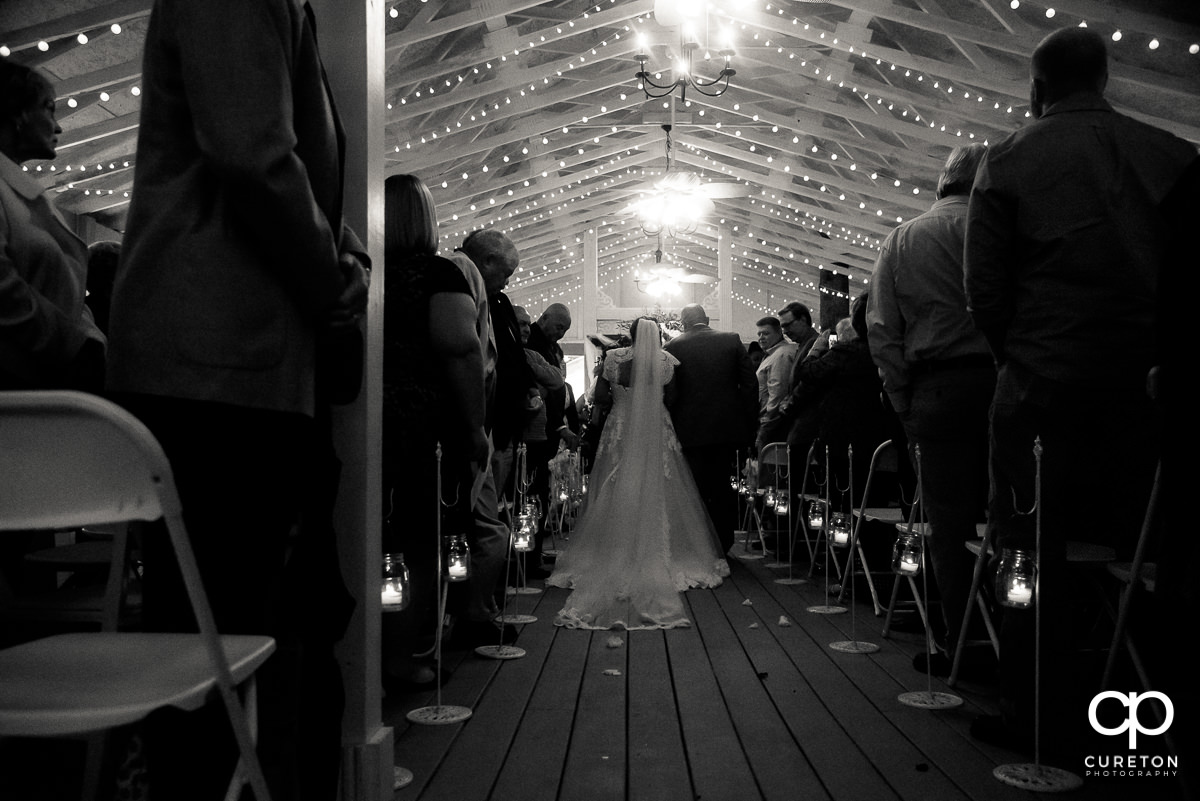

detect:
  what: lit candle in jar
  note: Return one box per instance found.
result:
[1007,583,1032,605]
[381,583,406,609]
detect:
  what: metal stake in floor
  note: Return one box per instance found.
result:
[992,438,1082,792]
[809,445,847,615]
[831,445,879,653]
[898,444,961,709]
[408,443,474,725]
[479,447,530,660]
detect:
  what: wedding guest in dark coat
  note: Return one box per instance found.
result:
[664,304,758,553]
[0,61,108,604]
[791,295,890,508]
[0,61,105,392]
[105,2,369,798]
[964,26,1198,754]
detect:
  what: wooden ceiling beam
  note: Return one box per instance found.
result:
[725,4,1030,97]
[0,0,150,51]
[55,110,140,151]
[387,40,639,125]
[438,131,662,207]
[670,146,896,239]
[682,127,932,214]
[387,69,637,162]
[385,0,548,51]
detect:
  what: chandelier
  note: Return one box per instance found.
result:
[631,124,706,238]
[635,0,735,101]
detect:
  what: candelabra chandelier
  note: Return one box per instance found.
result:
[634,8,735,102]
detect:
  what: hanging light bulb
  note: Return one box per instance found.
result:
[829,513,852,547]
[764,486,777,509]
[774,493,789,516]
[730,473,740,490]
[807,500,826,530]
[994,548,1035,608]
[381,553,411,611]
[891,532,922,575]
[446,534,471,581]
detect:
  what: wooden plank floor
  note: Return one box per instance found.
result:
[384,548,1175,801]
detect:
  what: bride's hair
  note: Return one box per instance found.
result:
[627,316,660,346]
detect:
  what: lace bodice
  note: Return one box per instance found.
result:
[602,347,679,386]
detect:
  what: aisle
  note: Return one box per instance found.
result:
[385,554,1142,801]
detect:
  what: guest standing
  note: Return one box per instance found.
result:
[791,297,889,507]
[753,315,798,453]
[1,61,107,600]
[445,229,528,648]
[0,61,105,392]
[105,2,369,798]
[868,143,994,675]
[380,174,487,687]
[964,26,1198,753]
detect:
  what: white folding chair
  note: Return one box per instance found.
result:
[789,442,819,564]
[0,391,275,801]
[1101,461,1161,691]
[837,440,907,615]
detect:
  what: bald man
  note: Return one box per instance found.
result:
[664,304,758,552]
[523,302,578,576]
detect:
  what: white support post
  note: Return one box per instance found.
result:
[312,2,393,800]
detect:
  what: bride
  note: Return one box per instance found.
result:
[548,317,730,629]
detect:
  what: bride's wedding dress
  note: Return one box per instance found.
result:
[548,319,729,629]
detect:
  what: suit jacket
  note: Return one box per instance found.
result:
[489,292,534,449]
[526,322,577,445]
[663,325,757,449]
[1,155,105,387]
[107,0,362,417]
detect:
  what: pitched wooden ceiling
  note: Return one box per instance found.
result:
[4,0,1199,319]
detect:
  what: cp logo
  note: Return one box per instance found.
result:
[1089,691,1174,749]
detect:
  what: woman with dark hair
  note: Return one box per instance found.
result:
[549,316,729,629]
[381,173,488,687]
[746,339,765,370]
[1,60,105,391]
